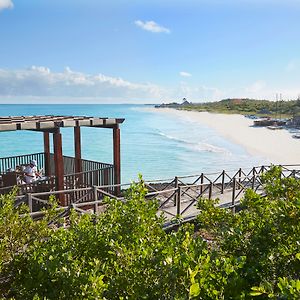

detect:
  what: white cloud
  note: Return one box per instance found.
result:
[0,0,13,11]
[135,20,170,34]
[0,66,166,102]
[2,66,299,104]
[180,71,192,77]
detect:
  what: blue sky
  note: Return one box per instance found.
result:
[0,0,300,103]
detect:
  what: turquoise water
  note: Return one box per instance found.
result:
[0,104,264,182]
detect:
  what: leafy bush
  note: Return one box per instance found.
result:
[0,189,53,297]
[197,166,300,299]
[1,168,299,299]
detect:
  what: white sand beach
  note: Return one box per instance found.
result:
[153,108,300,165]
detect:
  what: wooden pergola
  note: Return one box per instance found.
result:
[0,115,125,204]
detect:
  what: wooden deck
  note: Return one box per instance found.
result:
[0,115,124,204]
[12,164,300,226]
[0,152,114,197]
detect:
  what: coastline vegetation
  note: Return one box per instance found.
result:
[161,98,300,118]
[0,167,300,299]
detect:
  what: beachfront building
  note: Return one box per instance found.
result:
[0,115,124,205]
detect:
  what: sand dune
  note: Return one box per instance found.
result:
[154,108,300,165]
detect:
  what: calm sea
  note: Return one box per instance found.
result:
[0,104,264,182]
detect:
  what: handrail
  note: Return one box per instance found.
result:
[7,164,300,222]
[0,152,44,160]
[23,163,300,194]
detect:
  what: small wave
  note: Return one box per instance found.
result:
[157,131,230,154]
[195,142,230,154]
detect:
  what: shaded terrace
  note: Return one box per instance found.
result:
[0,115,124,205]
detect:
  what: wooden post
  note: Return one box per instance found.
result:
[93,185,98,201]
[174,176,178,206]
[104,168,109,186]
[252,173,256,190]
[221,170,225,194]
[200,173,204,194]
[74,126,82,174]
[53,129,65,205]
[238,168,242,190]
[232,178,236,213]
[177,186,181,216]
[252,167,256,190]
[113,125,121,195]
[28,193,33,212]
[43,132,51,176]
[93,186,98,214]
[208,182,212,199]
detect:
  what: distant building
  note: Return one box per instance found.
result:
[182,99,190,106]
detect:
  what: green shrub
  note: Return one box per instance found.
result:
[1,168,299,299]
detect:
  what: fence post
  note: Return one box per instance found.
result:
[200,173,204,194]
[93,186,98,201]
[232,178,236,213]
[174,176,178,207]
[28,193,33,213]
[208,182,212,200]
[176,186,181,216]
[252,173,256,190]
[221,170,225,194]
[238,168,242,190]
[93,186,98,214]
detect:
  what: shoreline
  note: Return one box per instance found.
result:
[152,108,300,165]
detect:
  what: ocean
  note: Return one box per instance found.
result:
[0,104,264,182]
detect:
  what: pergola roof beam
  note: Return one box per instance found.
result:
[0,115,125,132]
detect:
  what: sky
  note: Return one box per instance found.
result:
[1,0,300,103]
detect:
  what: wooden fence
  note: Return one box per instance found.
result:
[0,152,45,174]
[13,164,300,225]
[0,152,114,196]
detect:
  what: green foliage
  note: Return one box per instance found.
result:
[0,189,54,297]
[197,166,300,298]
[1,168,299,299]
[182,98,300,117]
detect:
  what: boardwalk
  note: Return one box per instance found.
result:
[14,164,300,225]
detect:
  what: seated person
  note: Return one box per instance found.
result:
[24,160,41,184]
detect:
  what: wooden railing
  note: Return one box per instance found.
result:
[48,153,113,176]
[63,166,114,196]
[0,152,45,174]
[0,152,114,195]
[0,176,56,196]
[0,152,113,175]
[14,164,300,225]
